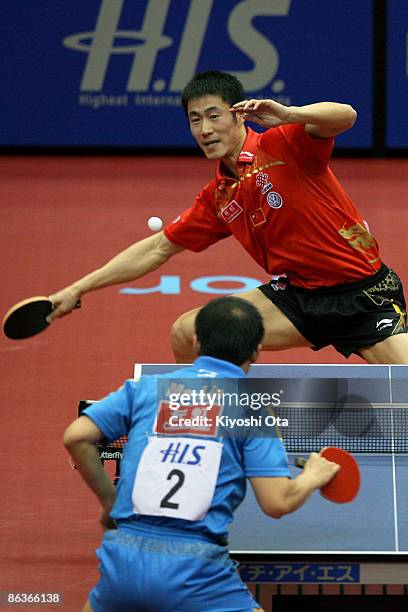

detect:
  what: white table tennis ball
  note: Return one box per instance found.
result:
[147,216,163,232]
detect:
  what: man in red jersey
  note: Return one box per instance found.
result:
[48,71,408,364]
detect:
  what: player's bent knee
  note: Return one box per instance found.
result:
[171,309,198,362]
[359,333,408,364]
[171,312,194,346]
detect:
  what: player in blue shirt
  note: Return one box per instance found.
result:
[64,297,339,612]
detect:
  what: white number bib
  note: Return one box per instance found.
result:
[132,436,223,521]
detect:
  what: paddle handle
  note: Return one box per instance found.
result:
[294,457,307,469]
[49,299,81,315]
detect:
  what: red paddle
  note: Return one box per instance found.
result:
[3,295,81,340]
[295,447,360,504]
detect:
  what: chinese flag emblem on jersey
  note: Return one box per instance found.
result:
[250,208,266,227]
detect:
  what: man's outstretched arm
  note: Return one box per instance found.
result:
[231,99,357,138]
[250,452,339,518]
[48,231,184,320]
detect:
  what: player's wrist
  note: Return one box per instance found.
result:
[286,106,304,124]
[295,470,322,493]
[99,487,116,508]
[69,281,85,296]
[100,497,115,509]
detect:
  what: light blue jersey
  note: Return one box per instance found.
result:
[83,356,290,543]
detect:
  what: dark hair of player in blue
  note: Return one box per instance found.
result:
[195,297,264,366]
[181,70,245,115]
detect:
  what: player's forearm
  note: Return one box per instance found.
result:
[276,472,321,516]
[72,233,176,295]
[287,102,357,128]
[65,440,116,508]
[48,232,183,320]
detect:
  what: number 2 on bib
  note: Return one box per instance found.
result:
[132,436,223,521]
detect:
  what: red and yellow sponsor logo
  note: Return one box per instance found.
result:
[338,222,380,264]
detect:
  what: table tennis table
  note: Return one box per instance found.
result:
[131,363,408,590]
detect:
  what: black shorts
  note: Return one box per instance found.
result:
[258,264,407,358]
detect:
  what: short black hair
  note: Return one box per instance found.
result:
[195,297,264,366]
[181,70,245,115]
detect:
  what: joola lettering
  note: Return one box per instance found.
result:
[119,275,264,296]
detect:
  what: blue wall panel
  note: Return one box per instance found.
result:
[1,0,373,148]
[387,1,408,148]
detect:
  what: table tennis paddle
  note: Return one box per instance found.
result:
[3,295,80,340]
[295,447,360,504]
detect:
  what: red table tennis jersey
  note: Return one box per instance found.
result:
[164,125,382,289]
